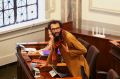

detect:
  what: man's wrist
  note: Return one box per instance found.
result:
[38,49,44,56]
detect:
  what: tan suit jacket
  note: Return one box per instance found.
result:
[47,30,89,78]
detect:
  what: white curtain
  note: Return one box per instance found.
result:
[61,0,82,29]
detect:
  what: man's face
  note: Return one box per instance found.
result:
[50,23,61,37]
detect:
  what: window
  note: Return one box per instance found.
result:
[0,0,45,28]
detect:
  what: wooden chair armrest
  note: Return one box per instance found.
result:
[96,70,107,79]
[97,70,107,75]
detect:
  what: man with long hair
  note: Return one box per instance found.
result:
[40,20,89,79]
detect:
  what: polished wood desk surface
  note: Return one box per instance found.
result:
[109,40,120,61]
[110,40,120,48]
[21,51,82,79]
[45,21,120,41]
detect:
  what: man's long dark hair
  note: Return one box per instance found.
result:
[48,20,63,46]
[48,20,62,30]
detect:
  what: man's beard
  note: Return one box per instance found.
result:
[52,31,63,43]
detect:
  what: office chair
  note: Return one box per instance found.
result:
[86,45,100,79]
[97,69,119,79]
[77,38,91,57]
[77,38,91,50]
[107,69,119,79]
[77,38,100,79]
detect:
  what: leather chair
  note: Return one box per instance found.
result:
[77,38,91,57]
[77,38,91,50]
[86,45,100,79]
[97,69,119,79]
[77,38,100,79]
[107,69,119,79]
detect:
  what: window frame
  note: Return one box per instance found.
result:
[0,0,39,27]
[0,0,47,34]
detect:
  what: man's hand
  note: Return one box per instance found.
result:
[61,43,69,52]
[38,49,44,56]
[38,62,48,68]
[27,51,40,56]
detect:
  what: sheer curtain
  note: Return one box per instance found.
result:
[61,0,82,29]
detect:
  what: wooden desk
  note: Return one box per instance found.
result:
[109,40,120,67]
[16,42,82,79]
[110,40,120,50]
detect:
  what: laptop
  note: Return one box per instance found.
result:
[49,65,72,78]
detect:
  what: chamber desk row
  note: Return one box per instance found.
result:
[16,42,82,79]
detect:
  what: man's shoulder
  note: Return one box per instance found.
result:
[64,30,72,35]
[63,30,75,39]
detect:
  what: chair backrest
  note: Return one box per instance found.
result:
[86,45,100,79]
[107,69,119,79]
[77,38,91,57]
[77,38,100,79]
[77,38,91,50]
